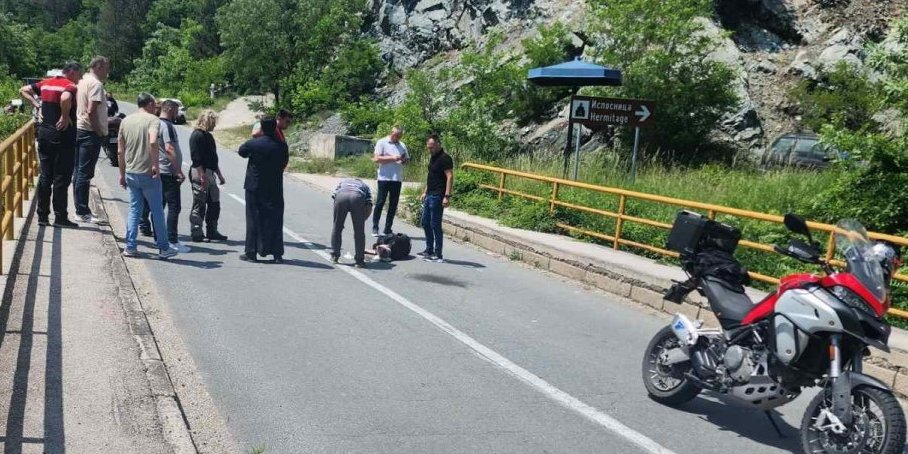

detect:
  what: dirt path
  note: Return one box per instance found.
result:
[215,94,273,130]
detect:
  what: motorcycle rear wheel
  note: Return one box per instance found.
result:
[104,144,118,167]
[801,385,906,454]
[642,325,701,406]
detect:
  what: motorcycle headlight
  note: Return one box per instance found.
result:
[831,285,878,318]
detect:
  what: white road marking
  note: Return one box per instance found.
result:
[225,191,676,454]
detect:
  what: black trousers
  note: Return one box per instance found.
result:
[139,174,182,243]
[36,139,76,219]
[372,180,402,233]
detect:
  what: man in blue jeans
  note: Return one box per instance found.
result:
[117,93,178,259]
[418,134,453,263]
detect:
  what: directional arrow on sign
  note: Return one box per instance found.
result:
[634,104,650,123]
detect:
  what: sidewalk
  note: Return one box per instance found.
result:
[291,172,908,398]
[0,191,192,453]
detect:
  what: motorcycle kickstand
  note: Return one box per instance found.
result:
[764,411,785,438]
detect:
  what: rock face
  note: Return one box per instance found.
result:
[368,0,538,70]
[816,28,865,69]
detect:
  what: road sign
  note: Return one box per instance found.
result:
[569,96,655,128]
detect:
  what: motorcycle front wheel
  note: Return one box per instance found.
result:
[641,325,700,406]
[801,385,906,454]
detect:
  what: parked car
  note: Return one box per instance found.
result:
[161,98,187,124]
[761,133,844,169]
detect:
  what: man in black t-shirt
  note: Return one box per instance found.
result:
[418,134,454,263]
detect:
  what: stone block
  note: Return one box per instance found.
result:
[583,271,631,297]
[630,286,666,312]
[548,259,587,282]
[470,234,507,255]
[308,133,372,160]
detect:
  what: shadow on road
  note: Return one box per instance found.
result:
[270,259,332,269]
[675,396,800,451]
[0,221,66,453]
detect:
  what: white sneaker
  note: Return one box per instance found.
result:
[158,247,179,260]
[78,214,107,224]
[122,248,139,257]
[170,242,191,253]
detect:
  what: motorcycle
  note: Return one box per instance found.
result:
[642,211,906,453]
[104,112,125,167]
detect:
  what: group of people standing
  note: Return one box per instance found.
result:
[117,98,291,261]
[19,58,111,228]
[331,126,454,267]
[20,58,451,265]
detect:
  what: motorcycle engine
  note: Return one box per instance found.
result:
[723,345,755,383]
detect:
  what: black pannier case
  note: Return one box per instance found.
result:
[666,210,740,255]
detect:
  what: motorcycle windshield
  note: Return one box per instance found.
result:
[835,219,886,302]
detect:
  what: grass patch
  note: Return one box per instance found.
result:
[451,155,908,326]
[287,154,384,179]
[186,96,233,121]
[212,125,252,151]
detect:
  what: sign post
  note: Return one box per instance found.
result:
[568,96,655,181]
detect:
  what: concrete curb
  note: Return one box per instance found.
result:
[289,172,908,401]
[90,188,198,454]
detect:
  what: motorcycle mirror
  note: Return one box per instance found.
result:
[784,213,811,237]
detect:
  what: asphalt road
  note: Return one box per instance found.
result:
[93,105,814,453]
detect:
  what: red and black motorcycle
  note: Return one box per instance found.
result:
[642,211,906,453]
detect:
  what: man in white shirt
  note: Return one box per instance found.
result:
[74,56,110,224]
[371,125,409,236]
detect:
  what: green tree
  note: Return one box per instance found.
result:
[96,0,152,78]
[513,22,576,123]
[217,0,302,104]
[868,16,908,114]
[586,0,738,160]
[128,20,225,105]
[0,13,36,76]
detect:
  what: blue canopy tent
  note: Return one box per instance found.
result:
[527,58,623,178]
[527,58,622,87]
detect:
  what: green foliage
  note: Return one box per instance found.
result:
[867,16,908,114]
[128,20,225,106]
[0,77,29,139]
[586,0,739,159]
[791,63,883,131]
[287,39,383,115]
[513,22,575,123]
[0,13,36,77]
[813,128,908,233]
[97,0,153,78]
[341,100,391,137]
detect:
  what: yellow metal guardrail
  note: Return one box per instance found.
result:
[462,162,908,320]
[0,120,38,272]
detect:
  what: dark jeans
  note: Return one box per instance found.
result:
[139,174,182,243]
[36,139,76,219]
[421,194,444,257]
[74,129,102,216]
[372,180,402,233]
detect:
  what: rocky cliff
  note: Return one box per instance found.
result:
[359,0,904,157]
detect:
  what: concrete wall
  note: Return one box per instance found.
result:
[309,133,373,160]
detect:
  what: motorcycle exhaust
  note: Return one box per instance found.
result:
[671,314,700,346]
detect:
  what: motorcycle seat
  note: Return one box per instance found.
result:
[701,276,754,327]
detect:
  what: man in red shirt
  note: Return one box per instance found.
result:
[20,61,83,227]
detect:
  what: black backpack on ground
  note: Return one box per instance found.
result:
[375,233,411,260]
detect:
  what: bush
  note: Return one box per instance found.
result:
[791,63,883,131]
[586,0,739,160]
